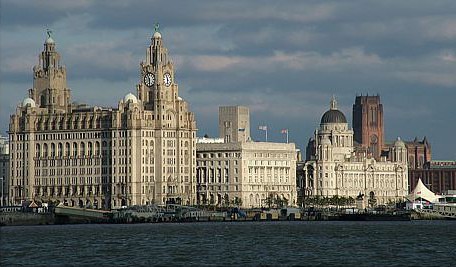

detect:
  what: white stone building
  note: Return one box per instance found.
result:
[8,28,196,209]
[196,106,297,208]
[304,97,408,205]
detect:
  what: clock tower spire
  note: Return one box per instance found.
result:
[134,25,197,206]
[137,24,177,110]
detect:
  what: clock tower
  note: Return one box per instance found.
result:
[137,24,177,110]
[135,25,197,205]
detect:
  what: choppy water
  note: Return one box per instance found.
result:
[1,221,455,266]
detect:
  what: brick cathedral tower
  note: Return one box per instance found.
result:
[353,95,384,159]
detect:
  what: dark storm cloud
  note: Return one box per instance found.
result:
[1,0,456,158]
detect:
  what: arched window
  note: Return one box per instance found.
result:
[80,142,86,156]
[43,143,48,157]
[36,144,41,158]
[65,142,70,157]
[51,143,56,157]
[95,141,100,156]
[40,95,46,106]
[58,143,63,157]
[73,142,78,157]
[88,142,93,156]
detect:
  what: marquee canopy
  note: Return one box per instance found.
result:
[407,178,440,203]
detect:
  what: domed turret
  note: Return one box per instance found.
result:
[394,137,406,148]
[124,93,138,103]
[153,31,162,39]
[320,96,347,124]
[45,36,54,44]
[22,97,36,108]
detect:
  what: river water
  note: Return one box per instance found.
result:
[1,221,455,266]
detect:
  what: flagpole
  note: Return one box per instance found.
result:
[259,125,268,142]
[286,130,289,144]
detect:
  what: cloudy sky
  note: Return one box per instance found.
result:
[1,0,455,159]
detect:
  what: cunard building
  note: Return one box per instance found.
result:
[8,28,197,209]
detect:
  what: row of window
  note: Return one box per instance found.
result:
[34,176,108,186]
[197,160,238,166]
[198,152,241,158]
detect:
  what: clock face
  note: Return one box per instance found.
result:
[370,134,378,144]
[163,73,172,87]
[144,72,155,87]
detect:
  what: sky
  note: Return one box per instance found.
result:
[1,0,455,159]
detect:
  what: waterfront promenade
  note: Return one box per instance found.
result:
[3,203,450,227]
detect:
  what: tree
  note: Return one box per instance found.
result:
[263,194,274,209]
[223,194,230,208]
[282,196,289,208]
[236,197,242,207]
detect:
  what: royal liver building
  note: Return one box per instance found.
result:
[8,29,197,209]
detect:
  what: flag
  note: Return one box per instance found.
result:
[238,128,245,132]
[259,125,267,131]
[281,129,288,134]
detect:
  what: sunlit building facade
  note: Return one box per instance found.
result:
[304,97,408,205]
[196,106,297,208]
[8,29,196,209]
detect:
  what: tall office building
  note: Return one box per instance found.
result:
[219,106,250,143]
[353,95,384,159]
[8,28,197,209]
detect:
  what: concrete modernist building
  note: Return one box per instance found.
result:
[219,106,250,143]
[8,28,197,209]
[304,97,408,205]
[196,106,297,208]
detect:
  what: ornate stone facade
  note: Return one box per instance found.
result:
[196,106,297,208]
[304,97,408,205]
[197,141,297,208]
[8,29,196,209]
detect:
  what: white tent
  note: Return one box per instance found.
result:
[407,178,440,203]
